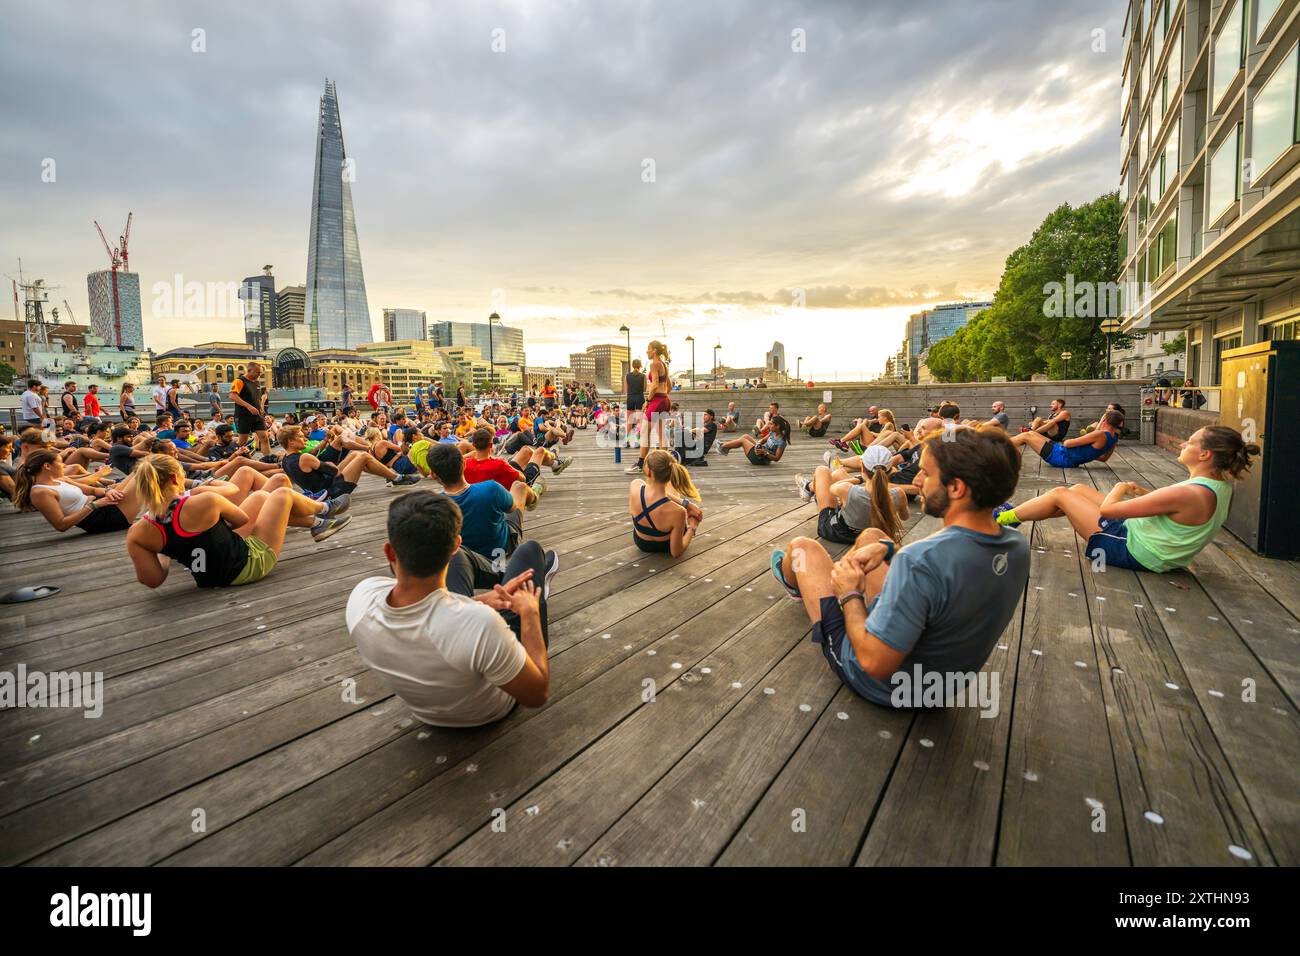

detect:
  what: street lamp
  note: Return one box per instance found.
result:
[1099,319,1121,379]
[618,324,631,389]
[685,335,695,389]
[713,342,721,385]
[1061,350,1073,380]
[487,311,500,392]
[797,355,802,381]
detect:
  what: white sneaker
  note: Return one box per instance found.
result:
[794,473,812,502]
[624,463,643,474]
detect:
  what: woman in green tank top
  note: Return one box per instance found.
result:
[993,426,1260,573]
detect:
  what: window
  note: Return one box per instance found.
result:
[1208,123,1243,223]
[1163,30,1183,116]
[1271,317,1299,340]
[1212,333,1242,384]
[1154,1,1167,55]
[1258,0,1284,39]
[1212,0,1247,109]
[1251,42,1299,179]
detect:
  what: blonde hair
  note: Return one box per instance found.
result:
[648,340,670,364]
[134,453,186,517]
[280,424,305,449]
[645,449,699,501]
[878,408,896,428]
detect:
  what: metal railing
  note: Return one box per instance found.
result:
[1140,384,1220,413]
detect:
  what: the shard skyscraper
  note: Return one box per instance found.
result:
[304,79,372,349]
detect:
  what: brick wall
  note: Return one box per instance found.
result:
[1154,406,1217,453]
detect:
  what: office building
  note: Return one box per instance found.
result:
[277,285,305,329]
[1119,0,1300,385]
[428,318,526,369]
[304,79,372,350]
[86,269,144,350]
[383,308,428,342]
[241,267,276,352]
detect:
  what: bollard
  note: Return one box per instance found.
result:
[614,445,622,464]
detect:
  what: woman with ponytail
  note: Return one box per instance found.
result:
[125,453,352,589]
[628,448,704,557]
[626,340,674,475]
[801,456,909,546]
[996,425,1259,572]
[14,449,143,534]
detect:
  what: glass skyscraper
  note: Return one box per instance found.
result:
[305,79,372,350]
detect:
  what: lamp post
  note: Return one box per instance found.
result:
[487,311,500,391]
[618,324,631,390]
[686,335,695,389]
[1061,350,1073,380]
[797,355,802,381]
[713,342,721,385]
[1099,320,1121,379]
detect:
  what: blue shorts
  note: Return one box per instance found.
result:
[393,455,418,475]
[810,595,883,701]
[1086,518,1151,572]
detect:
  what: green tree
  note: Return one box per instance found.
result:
[0,362,15,387]
[929,192,1133,382]
[1162,332,1186,356]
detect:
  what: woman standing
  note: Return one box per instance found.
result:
[628,449,704,558]
[626,341,672,475]
[118,382,137,422]
[126,454,349,590]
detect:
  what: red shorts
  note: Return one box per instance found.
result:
[645,393,671,416]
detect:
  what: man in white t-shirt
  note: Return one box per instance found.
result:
[151,374,170,423]
[346,490,552,727]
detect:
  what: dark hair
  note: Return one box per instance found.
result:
[922,426,1020,509]
[1102,410,1125,429]
[937,402,960,420]
[427,442,465,485]
[704,408,715,418]
[470,427,494,451]
[111,425,134,443]
[1200,425,1260,479]
[1054,397,1067,406]
[769,415,791,442]
[1110,402,1126,414]
[387,491,462,577]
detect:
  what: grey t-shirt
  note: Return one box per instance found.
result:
[839,484,907,533]
[841,524,1030,706]
[21,389,43,421]
[991,411,1009,428]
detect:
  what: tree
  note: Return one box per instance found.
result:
[1162,332,1186,356]
[929,192,1133,382]
[0,362,15,387]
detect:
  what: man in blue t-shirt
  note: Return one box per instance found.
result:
[771,426,1030,708]
[426,443,530,559]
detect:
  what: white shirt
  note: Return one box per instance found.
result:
[152,384,169,410]
[346,577,527,728]
[21,389,43,420]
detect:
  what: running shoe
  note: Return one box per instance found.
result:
[562,428,575,445]
[387,473,421,487]
[770,549,801,600]
[311,513,352,542]
[259,454,280,464]
[303,488,330,502]
[992,502,1021,528]
[528,476,546,509]
[551,456,574,475]
[624,463,644,474]
[542,549,560,600]
[794,473,812,502]
[323,493,351,518]
[715,444,730,456]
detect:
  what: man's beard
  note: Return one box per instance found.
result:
[923,484,949,518]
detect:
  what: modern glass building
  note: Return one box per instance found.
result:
[383,308,428,341]
[428,319,526,368]
[276,285,305,329]
[241,268,276,352]
[1119,0,1300,384]
[86,269,143,350]
[304,80,372,350]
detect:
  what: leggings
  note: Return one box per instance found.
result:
[446,540,550,646]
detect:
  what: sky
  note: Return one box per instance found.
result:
[0,0,1124,380]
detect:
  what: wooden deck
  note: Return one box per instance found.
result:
[1,431,1297,867]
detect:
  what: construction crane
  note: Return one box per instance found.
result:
[3,261,58,351]
[93,213,132,347]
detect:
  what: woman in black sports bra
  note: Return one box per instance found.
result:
[627,449,704,557]
[125,454,351,589]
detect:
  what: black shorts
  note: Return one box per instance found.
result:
[746,448,771,466]
[78,504,130,535]
[330,477,358,499]
[235,413,263,435]
[808,422,828,438]
[633,532,672,553]
[523,462,541,485]
[317,444,344,465]
[627,398,645,412]
[816,506,857,545]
